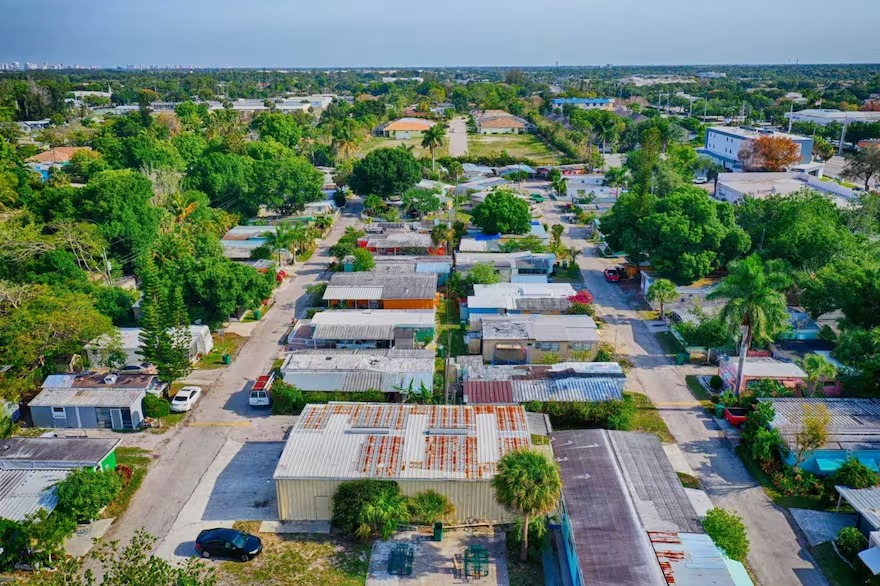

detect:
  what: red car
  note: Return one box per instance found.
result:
[604,266,622,282]
[724,407,749,426]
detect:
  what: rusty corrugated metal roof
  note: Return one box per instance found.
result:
[463,381,514,404]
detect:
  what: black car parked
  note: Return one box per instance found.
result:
[195,528,262,561]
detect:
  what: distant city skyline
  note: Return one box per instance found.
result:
[1,0,879,68]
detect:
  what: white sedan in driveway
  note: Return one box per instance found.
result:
[170,386,202,412]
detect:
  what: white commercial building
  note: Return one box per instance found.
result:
[715,172,856,208]
[700,127,813,172]
[785,109,880,126]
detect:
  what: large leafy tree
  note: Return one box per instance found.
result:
[183,151,253,212]
[472,189,531,235]
[348,147,421,196]
[402,187,441,219]
[735,190,856,269]
[801,257,880,330]
[707,255,791,395]
[76,169,162,264]
[0,285,114,399]
[492,450,562,562]
[637,186,750,283]
[843,147,880,191]
[250,112,303,148]
[739,135,801,171]
[251,155,324,216]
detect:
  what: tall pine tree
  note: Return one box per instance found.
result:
[159,285,193,384]
[137,264,165,369]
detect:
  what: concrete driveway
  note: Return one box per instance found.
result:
[155,439,284,560]
[447,116,468,157]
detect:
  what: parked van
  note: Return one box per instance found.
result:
[248,373,275,407]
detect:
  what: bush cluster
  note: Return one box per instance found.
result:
[522,397,636,431]
[143,394,171,418]
[833,458,880,489]
[270,382,388,415]
[837,527,867,561]
[703,508,750,562]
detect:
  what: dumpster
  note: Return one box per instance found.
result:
[433,522,443,542]
[222,354,232,365]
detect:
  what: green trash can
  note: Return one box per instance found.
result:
[715,404,726,418]
[253,310,262,320]
[675,352,689,365]
[222,353,232,365]
[438,346,447,358]
[433,522,443,542]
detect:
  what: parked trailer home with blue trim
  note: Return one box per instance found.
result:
[29,388,145,430]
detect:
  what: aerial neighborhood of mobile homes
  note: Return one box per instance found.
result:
[4,57,880,586]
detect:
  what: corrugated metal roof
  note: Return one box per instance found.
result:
[836,486,880,531]
[323,286,384,301]
[463,381,515,404]
[511,378,623,403]
[481,314,598,342]
[649,532,740,586]
[0,469,68,521]
[273,403,531,481]
[0,438,120,470]
[766,398,880,447]
[29,388,145,408]
[310,310,435,341]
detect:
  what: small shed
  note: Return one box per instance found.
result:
[0,437,121,471]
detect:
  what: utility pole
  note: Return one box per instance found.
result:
[787,102,794,133]
[838,116,849,156]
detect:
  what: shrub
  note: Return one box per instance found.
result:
[409,490,455,525]
[0,519,27,571]
[834,458,880,489]
[836,526,866,561]
[703,508,750,562]
[595,342,615,362]
[271,382,305,415]
[333,190,347,208]
[116,465,133,486]
[142,394,170,418]
[567,301,595,316]
[332,479,407,540]
[55,468,123,523]
[769,466,824,497]
[748,427,784,465]
[523,397,636,431]
[709,375,723,391]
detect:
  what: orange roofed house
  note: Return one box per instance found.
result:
[322,272,439,310]
[375,117,436,139]
[272,402,534,521]
[26,146,92,181]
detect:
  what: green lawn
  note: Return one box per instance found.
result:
[626,392,675,443]
[467,133,563,165]
[220,521,369,586]
[810,542,876,586]
[685,375,715,412]
[436,297,467,357]
[677,471,701,489]
[104,447,152,519]
[655,331,686,356]
[195,333,247,369]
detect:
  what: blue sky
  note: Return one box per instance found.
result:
[1,0,878,67]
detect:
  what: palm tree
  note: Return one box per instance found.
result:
[566,246,581,267]
[707,254,791,396]
[647,278,678,320]
[332,119,360,160]
[313,214,333,235]
[551,176,568,199]
[262,223,294,266]
[799,353,837,397]
[421,123,446,172]
[492,450,562,562]
[288,223,311,265]
[356,489,410,541]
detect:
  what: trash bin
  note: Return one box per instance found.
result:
[222,354,232,365]
[433,522,443,542]
[675,352,689,365]
[438,346,447,358]
[253,310,262,320]
[715,404,725,418]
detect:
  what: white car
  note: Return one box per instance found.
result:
[170,386,202,412]
[692,176,709,184]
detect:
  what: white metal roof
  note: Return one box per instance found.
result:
[836,486,880,531]
[29,388,145,408]
[468,283,575,310]
[282,349,435,374]
[0,469,69,521]
[481,314,599,342]
[511,378,623,403]
[273,403,531,481]
[737,357,807,379]
[311,310,435,328]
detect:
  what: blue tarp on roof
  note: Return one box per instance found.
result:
[474,233,502,241]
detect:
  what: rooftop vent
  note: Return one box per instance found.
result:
[103,374,118,385]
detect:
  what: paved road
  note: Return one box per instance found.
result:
[447,116,468,157]
[97,202,363,564]
[536,199,825,585]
